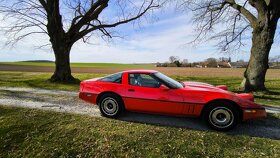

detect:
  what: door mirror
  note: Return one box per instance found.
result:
[159,84,169,91]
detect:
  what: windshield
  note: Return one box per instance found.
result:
[153,72,183,89]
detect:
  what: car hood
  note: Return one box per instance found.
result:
[183,81,228,90]
[183,81,255,102]
[183,81,214,88]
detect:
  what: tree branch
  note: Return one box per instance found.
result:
[97,2,158,29]
[248,0,267,17]
[225,0,257,28]
[67,0,109,34]
[71,0,159,42]
[38,0,47,11]
[0,0,160,48]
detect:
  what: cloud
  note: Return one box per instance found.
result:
[1,8,277,63]
[70,14,197,63]
[70,13,253,63]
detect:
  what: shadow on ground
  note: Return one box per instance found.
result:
[119,112,280,140]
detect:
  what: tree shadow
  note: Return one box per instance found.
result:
[255,95,280,101]
[254,90,280,96]
[264,90,280,95]
[119,112,280,140]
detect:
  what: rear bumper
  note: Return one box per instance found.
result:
[242,108,267,121]
[79,92,98,104]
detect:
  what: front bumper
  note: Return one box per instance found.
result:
[242,108,267,121]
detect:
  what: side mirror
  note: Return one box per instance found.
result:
[159,84,169,91]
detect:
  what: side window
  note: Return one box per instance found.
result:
[129,73,161,88]
[100,72,122,84]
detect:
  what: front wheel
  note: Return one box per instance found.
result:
[98,93,124,118]
[203,101,239,131]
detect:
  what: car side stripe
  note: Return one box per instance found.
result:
[122,96,204,105]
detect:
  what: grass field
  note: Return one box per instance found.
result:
[0,62,154,68]
[0,105,279,157]
[0,71,280,107]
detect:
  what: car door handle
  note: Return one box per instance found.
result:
[128,89,135,92]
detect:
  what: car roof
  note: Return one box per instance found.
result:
[122,70,158,74]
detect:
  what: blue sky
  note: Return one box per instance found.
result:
[0,1,279,63]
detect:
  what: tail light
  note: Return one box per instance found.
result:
[216,85,228,90]
[236,93,254,102]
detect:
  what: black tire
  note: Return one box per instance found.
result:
[203,101,239,131]
[98,93,124,118]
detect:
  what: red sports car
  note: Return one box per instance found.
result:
[79,70,266,131]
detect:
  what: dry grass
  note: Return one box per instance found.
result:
[155,67,279,79]
[0,64,279,79]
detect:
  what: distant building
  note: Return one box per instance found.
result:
[195,65,203,68]
[217,62,231,68]
[230,61,248,68]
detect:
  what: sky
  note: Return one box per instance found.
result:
[0,1,279,63]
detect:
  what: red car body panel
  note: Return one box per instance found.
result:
[79,70,267,121]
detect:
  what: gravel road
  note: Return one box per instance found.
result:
[0,86,279,140]
[0,87,100,117]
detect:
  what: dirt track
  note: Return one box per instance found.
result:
[1,64,280,78]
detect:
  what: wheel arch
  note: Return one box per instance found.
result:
[200,99,243,121]
[96,91,124,106]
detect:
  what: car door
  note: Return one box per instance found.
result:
[123,73,184,115]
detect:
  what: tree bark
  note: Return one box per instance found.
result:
[242,20,277,91]
[49,43,78,83]
[45,1,79,83]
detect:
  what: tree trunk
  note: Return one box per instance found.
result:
[49,43,79,83]
[242,22,277,91]
[44,1,79,83]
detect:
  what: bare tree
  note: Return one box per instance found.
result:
[169,56,180,63]
[169,55,182,67]
[0,0,160,82]
[205,57,217,67]
[178,0,280,91]
[182,58,188,64]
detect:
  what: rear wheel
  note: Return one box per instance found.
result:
[203,101,239,131]
[98,93,124,118]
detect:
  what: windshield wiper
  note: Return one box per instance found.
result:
[179,81,185,88]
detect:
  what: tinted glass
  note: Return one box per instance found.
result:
[129,73,161,88]
[100,72,122,83]
[153,72,183,89]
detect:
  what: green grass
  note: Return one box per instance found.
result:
[0,62,154,68]
[0,71,103,91]
[0,105,279,157]
[0,71,280,107]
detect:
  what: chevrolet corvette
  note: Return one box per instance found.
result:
[79,70,266,131]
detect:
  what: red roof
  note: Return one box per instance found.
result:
[122,70,158,73]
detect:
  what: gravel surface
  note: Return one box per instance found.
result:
[0,87,77,96]
[0,86,280,140]
[0,87,100,117]
[0,98,100,117]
